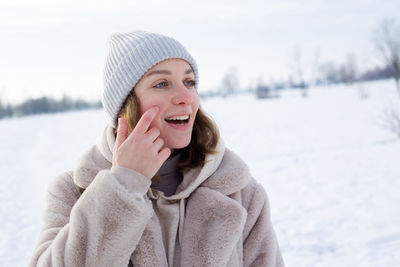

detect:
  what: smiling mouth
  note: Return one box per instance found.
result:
[164,115,190,125]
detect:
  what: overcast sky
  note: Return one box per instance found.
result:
[0,0,399,103]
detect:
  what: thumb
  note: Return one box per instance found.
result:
[115,117,128,149]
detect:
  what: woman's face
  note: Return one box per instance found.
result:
[134,58,200,149]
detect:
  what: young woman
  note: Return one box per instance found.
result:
[29,31,284,267]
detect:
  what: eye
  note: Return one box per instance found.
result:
[153,81,168,89]
[184,79,196,88]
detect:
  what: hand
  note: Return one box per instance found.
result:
[112,106,171,179]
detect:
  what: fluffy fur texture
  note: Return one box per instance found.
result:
[29,125,284,266]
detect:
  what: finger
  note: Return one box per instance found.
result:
[133,106,159,135]
[115,117,128,149]
[153,138,164,151]
[157,147,171,164]
[146,128,160,142]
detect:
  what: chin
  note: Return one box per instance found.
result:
[167,138,192,150]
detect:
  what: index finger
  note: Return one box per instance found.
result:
[133,106,159,135]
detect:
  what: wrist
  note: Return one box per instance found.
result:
[111,166,152,194]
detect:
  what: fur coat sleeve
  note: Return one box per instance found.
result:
[29,167,153,267]
[241,179,284,266]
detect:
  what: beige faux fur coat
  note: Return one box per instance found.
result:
[29,126,284,267]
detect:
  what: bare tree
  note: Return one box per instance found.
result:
[319,61,340,85]
[379,102,400,138]
[342,53,358,85]
[0,87,13,119]
[357,54,370,99]
[0,88,5,118]
[311,47,321,87]
[289,45,308,97]
[373,18,400,97]
[220,67,239,97]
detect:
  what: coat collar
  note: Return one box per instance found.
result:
[73,125,250,197]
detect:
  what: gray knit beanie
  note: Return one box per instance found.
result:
[101,31,199,128]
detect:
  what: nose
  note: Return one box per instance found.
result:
[172,82,193,105]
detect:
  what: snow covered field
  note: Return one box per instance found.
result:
[1,80,399,266]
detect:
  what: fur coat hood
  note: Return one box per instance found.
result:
[30,125,284,266]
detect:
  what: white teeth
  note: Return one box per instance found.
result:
[166,115,189,120]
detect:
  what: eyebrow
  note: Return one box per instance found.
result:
[145,68,193,77]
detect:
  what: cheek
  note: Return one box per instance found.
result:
[139,94,165,113]
[139,98,166,127]
[192,93,200,113]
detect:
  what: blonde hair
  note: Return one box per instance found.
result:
[115,89,220,174]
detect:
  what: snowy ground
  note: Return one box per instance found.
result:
[1,80,400,266]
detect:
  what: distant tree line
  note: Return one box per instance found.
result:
[359,65,393,81]
[317,61,393,86]
[0,95,102,120]
[249,18,400,99]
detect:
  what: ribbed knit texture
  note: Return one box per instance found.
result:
[101,31,199,127]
